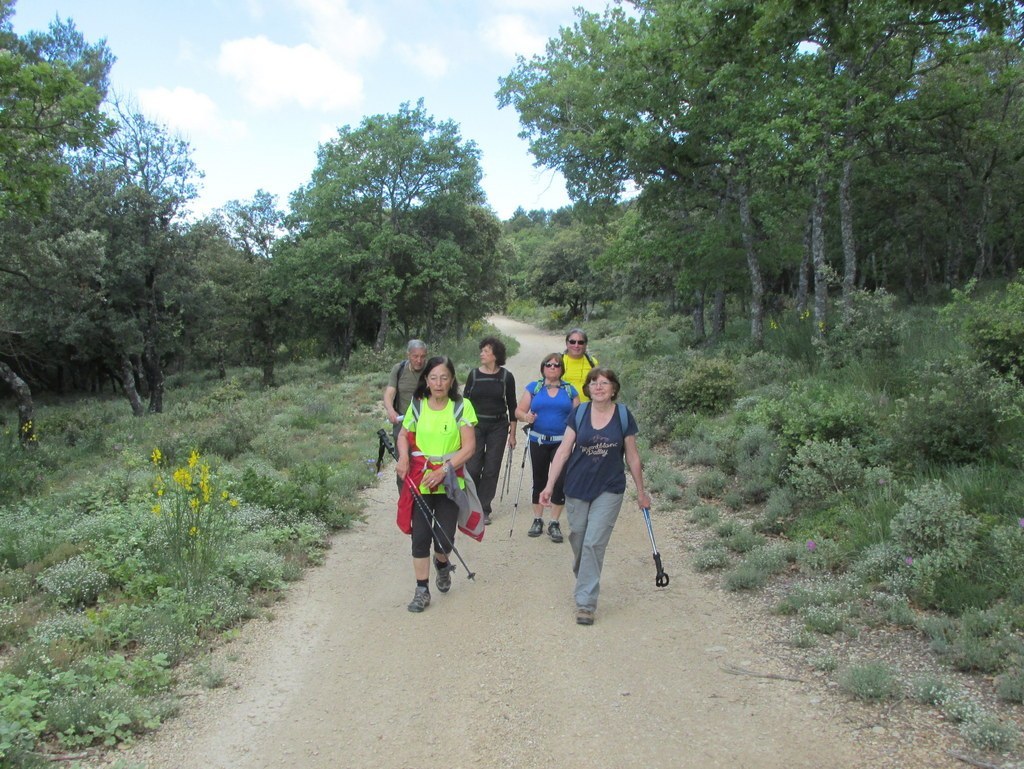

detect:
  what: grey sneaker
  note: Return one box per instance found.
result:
[435,561,454,593]
[528,518,544,537]
[483,512,493,526]
[548,520,564,543]
[407,586,431,612]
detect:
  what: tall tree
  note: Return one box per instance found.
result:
[285,100,494,360]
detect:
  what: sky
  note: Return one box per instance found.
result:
[11,0,614,221]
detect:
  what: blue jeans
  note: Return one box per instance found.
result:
[565,492,624,612]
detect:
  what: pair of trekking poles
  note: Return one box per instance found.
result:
[499,424,670,588]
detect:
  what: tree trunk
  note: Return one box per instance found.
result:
[972,183,992,279]
[812,173,829,338]
[0,361,36,447]
[374,305,390,352]
[736,182,765,349]
[797,209,812,315]
[712,286,726,339]
[839,156,857,321]
[120,355,146,417]
[143,341,164,414]
[691,288,706,342]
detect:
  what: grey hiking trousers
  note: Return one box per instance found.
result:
[565,491,624,612]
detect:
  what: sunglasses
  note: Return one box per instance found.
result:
[567,339,586,345]
[543,362,562,368]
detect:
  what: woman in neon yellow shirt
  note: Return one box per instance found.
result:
[396,356,477,613]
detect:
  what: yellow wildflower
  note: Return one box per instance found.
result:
[188,450,200,468]
[189,526,198,537]
[151,448,163,465]
[189,497,199,511]
[229,499,239,508]
[152,504,161,515]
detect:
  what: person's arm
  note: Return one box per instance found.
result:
[624,434,651,509]
[396,426,410,479]
[514,390,535,425]
[505,371,518,448]
[538,426,576,506]
[383,384,400,424]
[424,424,476,490]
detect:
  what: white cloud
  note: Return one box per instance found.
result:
[218,36,363,111]
[481,14,549,59]
[290,0,385,61]
[396,42,448,79]
[138,86,247,139]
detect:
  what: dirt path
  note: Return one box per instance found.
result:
[103,317,915,769]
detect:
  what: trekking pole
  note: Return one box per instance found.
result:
[508,424,531,539]
[641,507,670,587]
[377,429,476,580]
[499,446,513,501]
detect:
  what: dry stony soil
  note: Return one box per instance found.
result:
[89,317,1022,769]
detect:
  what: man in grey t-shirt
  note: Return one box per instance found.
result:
[383,339,428,444]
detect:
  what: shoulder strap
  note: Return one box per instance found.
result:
[464,368,476,398]
[585,353,595,367]
[392,359,409,409]
[574,401,589,432]
[412,397,464,425]
[617,404,628,435]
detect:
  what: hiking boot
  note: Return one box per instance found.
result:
[407,586,431,613]
[435,561,454,593]
[575,607,594,625]
[528,518,544,537]
[548,521,564,543]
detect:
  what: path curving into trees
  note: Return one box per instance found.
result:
[95,317,930,769]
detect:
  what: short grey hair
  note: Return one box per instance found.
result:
[407,339,427,352]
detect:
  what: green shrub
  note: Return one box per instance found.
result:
[687,504,720,527]
[221,550,286,591]
[946,277,1024,381]
[888,358,1005,466]
[787,439,864,502]
[693,469,729,499]
[692,546,730,572]
[723,527,765,554]
[838,661,900,701]
[755,487,795,534]
[816,289,904,369]
[723,562,768,591]
[749,381,879,457]
[959,712,1018,752]
[735,351,796,390]
[678,358,738,414]
[996,668,1024,704]
[801,604,847,635]
[733,424,785,503]
[908,674,957,705]
[890,482,977,562]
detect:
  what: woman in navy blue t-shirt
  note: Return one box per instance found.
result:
[540,367,650,626]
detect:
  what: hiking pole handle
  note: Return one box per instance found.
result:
[653,552,670,587]
[378,429,399,461]
[642,507,670,588]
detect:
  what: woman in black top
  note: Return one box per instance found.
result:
[463,336,518,524]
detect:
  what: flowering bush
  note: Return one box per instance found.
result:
[149,448,239,591]
[36,555,109,608]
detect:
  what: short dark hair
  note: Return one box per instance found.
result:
[583,367,620,401]
[413,356,461,401]
[540,353,564,376]
[479,336,507,366]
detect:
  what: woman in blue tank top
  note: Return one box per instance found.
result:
[514,353,579,542]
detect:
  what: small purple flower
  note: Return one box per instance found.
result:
[1018,518,1024,528]
[904,556,914,566]
[877,477,888,485]
[806,540,817,552]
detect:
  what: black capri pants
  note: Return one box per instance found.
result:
[530,441,566,505]
[410,492,459,558]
